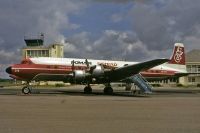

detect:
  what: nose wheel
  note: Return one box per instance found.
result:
[22,86,32,94]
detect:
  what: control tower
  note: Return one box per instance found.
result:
[22,33,64,58]
[24,33,44,47]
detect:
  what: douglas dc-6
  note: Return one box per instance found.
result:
[6,43,187,94]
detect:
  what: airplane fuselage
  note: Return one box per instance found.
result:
[7,57,182,82]
[5,43,187,94]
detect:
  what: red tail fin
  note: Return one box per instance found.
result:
[168,43,185,65]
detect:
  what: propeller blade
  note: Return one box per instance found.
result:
[85,59,90,68]
[71,60,75,71]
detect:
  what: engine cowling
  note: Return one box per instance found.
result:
[72,65,105,83]
[91,65,104,77]
[73,70,86,82]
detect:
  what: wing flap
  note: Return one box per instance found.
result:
[32,73,72,82]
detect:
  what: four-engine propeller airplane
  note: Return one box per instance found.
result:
[6,43,187,95]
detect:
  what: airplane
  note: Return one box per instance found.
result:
[5,43,186,95]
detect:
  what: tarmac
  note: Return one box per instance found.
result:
[0,85,200,133]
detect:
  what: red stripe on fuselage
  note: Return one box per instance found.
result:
[11,64,87,81]
[10,63,177,81]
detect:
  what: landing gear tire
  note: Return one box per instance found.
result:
[84,86,92,94]
[22,86,31,94]
[104,87,113,95]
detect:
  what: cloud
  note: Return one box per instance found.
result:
[63,32,95,58]
[93,0,152,4]
[0,50,20,64]
[64,30,159,61]
[0,0,87,78]
[63,0,200,61]
[0,64,9,78]
[0,50,20,78]
[111,14,123,23]
[0,0,86,60]
[128,0,200,50]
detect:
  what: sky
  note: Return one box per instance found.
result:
[1,0,200,78]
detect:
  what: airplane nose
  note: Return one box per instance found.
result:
[6,66,12,74]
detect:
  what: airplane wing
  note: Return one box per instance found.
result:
[105,58,169,82]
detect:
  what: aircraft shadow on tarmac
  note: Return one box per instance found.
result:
[0,88,148,97]
[53,88,200,97]
[153,89,200,95]
[55,90,149,98]
[0,87,199,97]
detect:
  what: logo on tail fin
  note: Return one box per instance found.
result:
[174,46,183,63]
[168,43,185,65]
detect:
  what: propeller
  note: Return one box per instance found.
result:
[85,59,97,74]
[85,59,90,69]
[71,60,75,72]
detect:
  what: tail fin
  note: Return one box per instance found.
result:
[168,43,185,65]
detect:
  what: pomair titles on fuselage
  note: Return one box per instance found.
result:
[71,60,92,65]
[71,60,118,67]
[71,60,117,67]
[97,62,118,67]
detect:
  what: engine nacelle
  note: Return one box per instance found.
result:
[92,65,104,77]
[73,70,86,82]
[73,65,104,83]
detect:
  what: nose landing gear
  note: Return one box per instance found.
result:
[22,86,32,94]
[21,81,32,94]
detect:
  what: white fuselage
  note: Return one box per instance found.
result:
[30,57,187,73]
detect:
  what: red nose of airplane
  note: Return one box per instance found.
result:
[6,66,12,74]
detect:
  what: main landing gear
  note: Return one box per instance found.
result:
[83,84,113,95]
[103,86,113,95]
[84,85,92,94]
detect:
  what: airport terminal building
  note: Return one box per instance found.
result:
[184,49,200,85]
[167,49,200,86]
